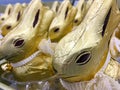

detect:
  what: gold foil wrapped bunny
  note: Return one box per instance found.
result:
[0,3,26,36]
[49,0,77,42]
[0,0,55,82]
[53,0,120,82]
[0,4,13,25]
[51,1,60,13]
[73,0,94,26]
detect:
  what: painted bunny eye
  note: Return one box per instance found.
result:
[13,38,25,48]
[54,28,60,32]
[1,18,5,21]
[75,51,91,65]
[6,25,11,30]
[74,19,78,23]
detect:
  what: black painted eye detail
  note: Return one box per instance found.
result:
[75,51,91,65]
[54,28,59,32]
[74,19,78,23]
[6,25,11,30]
[1,18,4,21]
[13,38,25,48]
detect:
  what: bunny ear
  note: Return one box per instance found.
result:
[33,9,40,28]
[12,3,24,22]
[51,1,59,13]
[57,0,71,16]
[20,0,43,29]
[102,8,112,37]
[65,7,77,22]
[17,11,21,21]
[5,4,13,15]
[64,6,69,19]
[101,0,120,39]
[8,8,11,15]
[76,0,85,10]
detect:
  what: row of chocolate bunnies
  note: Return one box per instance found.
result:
[0,0,120,90]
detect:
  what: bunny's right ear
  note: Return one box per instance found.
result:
[51,1,60,13]
[38,6,55,37]
[73,0,94,26]
[20,0,44,30]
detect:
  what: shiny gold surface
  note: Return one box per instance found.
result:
[0,0,55,82]
[53,0,120,82]
[0,3,26,36]
[49,0,77,42]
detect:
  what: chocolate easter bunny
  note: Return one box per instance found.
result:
[73,0,94,26]
[53,0,120,89]
[0,3,26,36]
[0,4,13,25]
[0,0,55,82]
[49,0,77,42]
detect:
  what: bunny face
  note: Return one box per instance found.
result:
[53,0,120,82]
[49,0,77,42]
[0,4,13,25]
[0,0,54,63]
[0,3,26,36]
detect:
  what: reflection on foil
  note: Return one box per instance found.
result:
[1,72,66,90]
